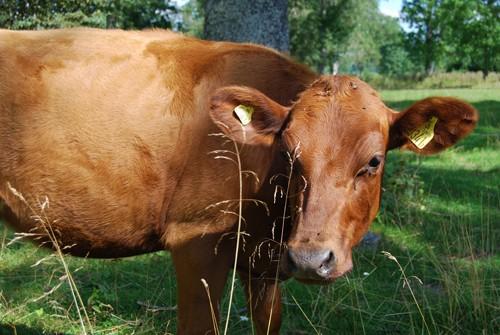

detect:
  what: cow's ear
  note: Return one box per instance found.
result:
[209,86,289,146]
[387,97,478,154]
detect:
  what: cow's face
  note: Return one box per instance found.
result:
[210,75,477,283]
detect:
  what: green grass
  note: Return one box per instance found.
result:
[366,72,500,90]
[1,88,499,334]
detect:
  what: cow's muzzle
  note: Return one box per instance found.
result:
[283,247,335,281]
[281,246,353,283]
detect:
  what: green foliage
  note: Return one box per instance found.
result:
[289,0,361,73]
[104,0,177,29]
[416,71,500,88]
[339,3,403,75]
[0,0,177,30]
[380,152,426,227]
[440,0,500,78]
[380,42,417,77]
[402,0,446,74]
[289,0,418,77]
[402,0,500,77]
[179,0,204,37]
[288,0,499,79]
[366,71,500,90]
[0,1,106,28]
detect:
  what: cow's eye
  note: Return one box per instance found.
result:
[368,156,381,168]
[356,154,384,178]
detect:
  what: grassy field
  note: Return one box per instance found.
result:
[1,88,498,335]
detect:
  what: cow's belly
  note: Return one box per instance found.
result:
[0,199,165,258]
[0,113,182,257]
[0,133,172,257]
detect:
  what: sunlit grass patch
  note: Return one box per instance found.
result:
[0,232,177,334]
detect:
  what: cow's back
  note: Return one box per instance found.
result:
[0,29,315,257]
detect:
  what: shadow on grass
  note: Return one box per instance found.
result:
[277,239,428,334]
[405,164,498,257]
[414,164,498,201]
[381,153,498,256]
[281,233,499,335]
[0,323,64,335]
[380,98,499,258]
[0,220,443,334]
[0,238,177,334]
[1,218,498,335]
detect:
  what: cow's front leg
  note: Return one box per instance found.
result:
[172,234,232,335]
[239,271,282,335]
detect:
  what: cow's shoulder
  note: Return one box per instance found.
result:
[136,31,316,107]
[216,42,316,105]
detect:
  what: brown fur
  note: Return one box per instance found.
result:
[0,29,477,334]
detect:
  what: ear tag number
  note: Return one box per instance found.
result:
[233,105,254,126]
[407,116,438,149]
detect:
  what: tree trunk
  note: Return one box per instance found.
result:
[203,0,289,52]
[482,46,490,80]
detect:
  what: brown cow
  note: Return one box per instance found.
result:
[0,29,477,334]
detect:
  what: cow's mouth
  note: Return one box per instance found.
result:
[292,268,352,285]
[280,247,353,284]
[294,276,337,285]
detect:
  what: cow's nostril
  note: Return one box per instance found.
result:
[323,250,335,267]
[317,250,335,277]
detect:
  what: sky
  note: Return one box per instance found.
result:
[379,0,409,30]
[174,0,189,7]
[379,0,403,18]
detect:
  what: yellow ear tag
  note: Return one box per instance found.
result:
[233,104,254,126]
[407,116,438,149]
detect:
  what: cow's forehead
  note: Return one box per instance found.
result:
[285,75,390,148]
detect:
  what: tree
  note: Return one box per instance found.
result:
[179,0,204,37]
[289,0,361,73]
[203,0,289,52]
[380,43,416,76]
[402,0,499,77]
[289,0,408,76]
[338,2,404,75]
[442,0,499,78]
[402,0,446,74]
[0,0,177,30]
[104,0,177,29]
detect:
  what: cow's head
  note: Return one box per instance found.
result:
[210,75,477,283]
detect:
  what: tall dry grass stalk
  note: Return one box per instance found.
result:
[382,250,430,334]
[221,139,245,335]
[266,144,301,335]
[207,127,304,334]
[6,182,93,334]
[201,278,220,335]
[207,127,255,335]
